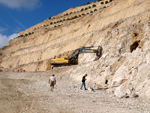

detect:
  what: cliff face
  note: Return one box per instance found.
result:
[0,0,114,71]
[1,0,150,98]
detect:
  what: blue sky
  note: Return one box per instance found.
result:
[0,0,96,48]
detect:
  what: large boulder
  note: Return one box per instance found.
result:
[111,65,129,87]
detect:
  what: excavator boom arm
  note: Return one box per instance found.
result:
[68,45,102,64]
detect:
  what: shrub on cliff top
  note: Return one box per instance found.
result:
[93,4,96,7]
[101,2,104,4]
[94,9,97,11]
[81,8,84,11]
[85,7,88,10]
[105,1,109,4]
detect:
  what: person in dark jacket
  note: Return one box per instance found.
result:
[80,74,87,90]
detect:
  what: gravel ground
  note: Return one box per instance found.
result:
[0,72,150,113]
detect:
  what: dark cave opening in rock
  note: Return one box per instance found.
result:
[130,41,139,53]
[105,79,108,84]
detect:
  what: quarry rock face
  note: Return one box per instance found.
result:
[1,0,150,98]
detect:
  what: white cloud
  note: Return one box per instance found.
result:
[0,33,17,48]
[0,0,42,9]
[0,27,7,33]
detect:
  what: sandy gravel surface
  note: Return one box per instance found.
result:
[0,71,150,113]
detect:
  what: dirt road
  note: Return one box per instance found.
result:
[0,71,150,113]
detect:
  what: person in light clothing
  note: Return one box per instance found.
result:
[49,75,56,91]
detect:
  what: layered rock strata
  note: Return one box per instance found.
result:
[1,0,150,98]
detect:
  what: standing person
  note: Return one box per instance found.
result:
[80,74,87,90]
[49,75,56,91]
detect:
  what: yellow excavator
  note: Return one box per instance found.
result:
[50,45,102,66]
